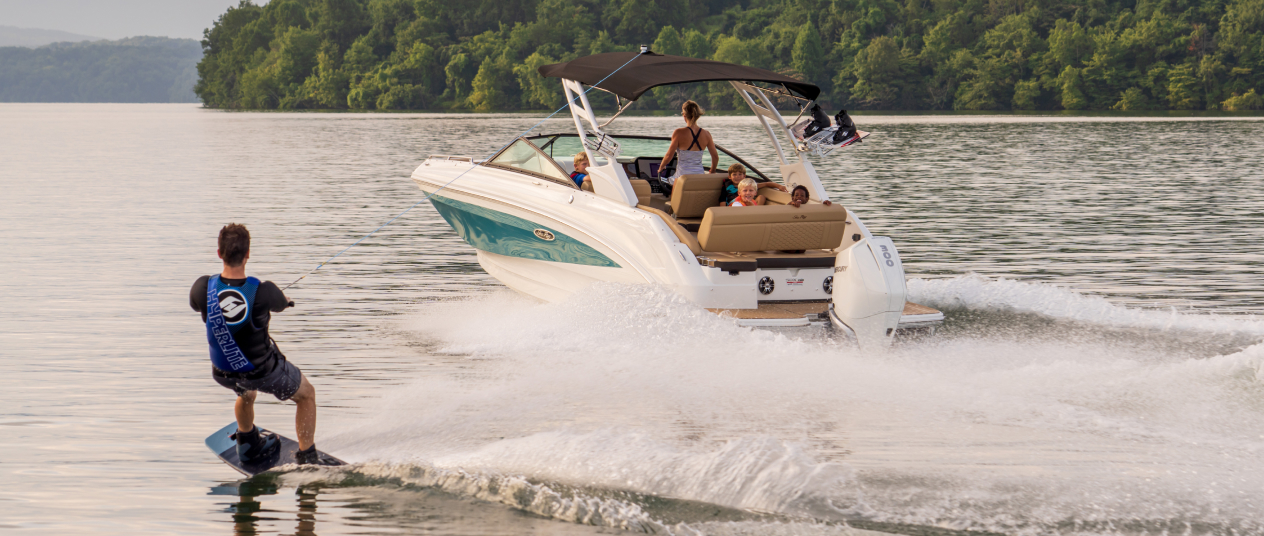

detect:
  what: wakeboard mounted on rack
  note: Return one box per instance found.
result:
[792,106,869,157]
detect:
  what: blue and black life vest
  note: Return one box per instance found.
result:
[206,275,269,373]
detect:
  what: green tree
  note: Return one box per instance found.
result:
[1012,78,1041,109]
[604,0,686,44]
[851,36,902,107]
[653,26,684,56]
[1222,88,1264,109]
[681,29,712,59]
[515,51,561,108]
[791,22,825,85]
[467,53,515,110]
[1111,87,1154,109]
[1166,63,1201,108]
[1058,65,1088,109]
[1044,20,1092,75]
[302,43,350,108]
[443,52,475,101]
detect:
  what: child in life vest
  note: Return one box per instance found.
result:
[570,152,590,188]
[730,178,764,207]
[722,164,786,206]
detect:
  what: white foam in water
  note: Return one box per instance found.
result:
[909,274,1264,335]
[325,279,1264,535]
[278,462,677,533]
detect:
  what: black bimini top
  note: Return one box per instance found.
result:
[538,52,820,102]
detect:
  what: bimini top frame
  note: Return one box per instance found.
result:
[539,51,832,205]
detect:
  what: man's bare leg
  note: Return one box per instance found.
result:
[235,390,258,433]
[291,376,316,451]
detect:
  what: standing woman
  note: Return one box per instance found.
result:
[659,100,719,195]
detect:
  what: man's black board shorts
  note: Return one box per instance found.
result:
[213,358,303,401]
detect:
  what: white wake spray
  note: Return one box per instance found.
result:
[321,278,1264,535]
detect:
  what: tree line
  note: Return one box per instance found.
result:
[1,37,201,103]
[194,0,1264,111]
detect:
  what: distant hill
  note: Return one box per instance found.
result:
[0,36,203,103]
[0,25,104,48]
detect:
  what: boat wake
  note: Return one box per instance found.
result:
[318,277,1264,535]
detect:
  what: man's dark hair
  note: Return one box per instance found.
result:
[218,224,250,267]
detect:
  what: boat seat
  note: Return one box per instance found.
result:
[760,187,792,205]
[697,204,849,252]
[637,205,701,255]
[629,179,652,206]
[674,217,702,232]
[669,174,728,218]
[581,179,594,192]
[647,192,672,214]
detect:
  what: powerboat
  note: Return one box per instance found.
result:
[409,50,942,348]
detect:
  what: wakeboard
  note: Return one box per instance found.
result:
[205,422,345,477]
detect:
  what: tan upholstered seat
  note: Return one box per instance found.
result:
[759,187,791,205]
[581,179,594,192]
[697,204,849,252]
[629,179,652,206]
[669,174,728,218]
[637,205,701,255]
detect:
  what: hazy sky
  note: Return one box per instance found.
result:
[0,1,270,40]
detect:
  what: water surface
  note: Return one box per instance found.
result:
[2,104,1263,535]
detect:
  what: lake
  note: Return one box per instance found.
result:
[2,103,1263,535]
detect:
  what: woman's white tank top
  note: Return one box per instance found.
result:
[666,127,707,184]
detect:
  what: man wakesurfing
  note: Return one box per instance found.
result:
[191,223,326,465]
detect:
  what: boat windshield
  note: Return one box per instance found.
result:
[485,138,576,186]
[529,134,769,181]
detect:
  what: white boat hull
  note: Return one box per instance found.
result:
[412,154,941,342]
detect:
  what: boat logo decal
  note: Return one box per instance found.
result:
[533,229,556,241]
[786,278,804,286]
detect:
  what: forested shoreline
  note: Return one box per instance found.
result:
[1,37,201,103]
[194,0,1264,111]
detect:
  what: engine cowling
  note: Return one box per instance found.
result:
[830,236,907,349]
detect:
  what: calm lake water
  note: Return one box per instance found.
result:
[2,104,1263,536]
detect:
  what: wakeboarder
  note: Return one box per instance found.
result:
[191,223,327,465]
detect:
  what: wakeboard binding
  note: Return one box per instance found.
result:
[232,426,281,464]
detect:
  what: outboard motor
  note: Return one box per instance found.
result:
[829,237,907,349]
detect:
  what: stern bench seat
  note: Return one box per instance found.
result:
[638,203,851,272]
[698,204,849,253]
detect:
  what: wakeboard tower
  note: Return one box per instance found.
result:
[205,422,345,477]
[410,48,942,349]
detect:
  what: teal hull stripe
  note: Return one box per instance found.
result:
[428,194,621,268]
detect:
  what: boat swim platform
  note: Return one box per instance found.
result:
[709,301,943,329]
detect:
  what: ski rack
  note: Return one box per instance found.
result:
[790,120,868,157]
[562,79,622,161]
[583,131,621,160]
[730,81,797,166]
